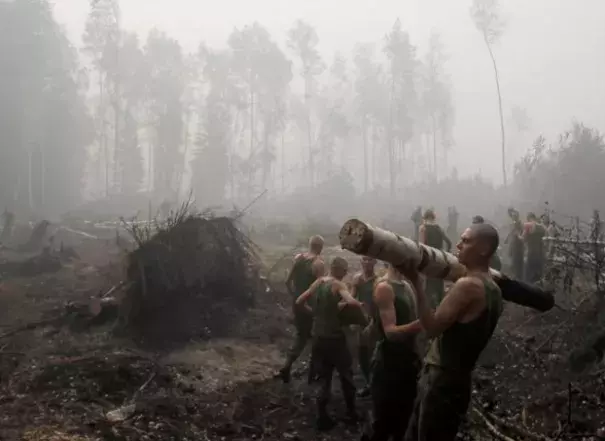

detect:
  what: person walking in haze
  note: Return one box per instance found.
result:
[419,209,452,306]
[365,264,422,441]
[296,257,364,431]
[351,256,378,398]
[505,208,524,280]
[472,215,502,271]
[402,223,504,441]
[277,235,326,383]
[523,212,546,283]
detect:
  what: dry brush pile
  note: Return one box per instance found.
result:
[118,203,264,347]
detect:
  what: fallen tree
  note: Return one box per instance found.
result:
[118,205,262,347]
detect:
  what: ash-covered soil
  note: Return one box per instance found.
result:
[0,240,603,441]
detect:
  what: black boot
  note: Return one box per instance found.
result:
[275,366,291,384]
[356,385,371,398]
[316,413,336,431]
[316,401,336,431]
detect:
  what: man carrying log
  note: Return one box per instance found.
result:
[402,223,504,441]
[277,235,326,383]
[366,264,422,441]
[351,256,378,397]
[523,212,546,284]
[419,209,452,306]
[296,257,364,430]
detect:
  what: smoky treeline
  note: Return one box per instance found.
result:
[1,0,604,225]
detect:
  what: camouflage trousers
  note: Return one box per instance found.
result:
[404,364,472,441]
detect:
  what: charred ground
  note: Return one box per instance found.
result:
[0,218,603,441]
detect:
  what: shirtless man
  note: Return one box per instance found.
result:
[351,256,378,397]
[296,257,364,430]
[277,235,326,383]
[366,264,422,441]
[402,223,504,441]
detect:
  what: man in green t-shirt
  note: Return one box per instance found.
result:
[277,235,325,383]
[296,257,364,431]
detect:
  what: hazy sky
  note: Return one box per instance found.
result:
[52,0,605,183]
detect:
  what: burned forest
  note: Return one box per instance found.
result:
[1,0,605,440]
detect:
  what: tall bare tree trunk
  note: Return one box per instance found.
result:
[485,38,507,187]
[281,132,285,194]
[40,143,45,205]
[362,116,368,193]
[432,114,438,181]
[27,148,33,210]
[305,76,314,187]
[248,85,255,195]
[176,108,191,204]
[387,79,396,197]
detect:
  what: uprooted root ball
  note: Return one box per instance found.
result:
[120,214,261,347]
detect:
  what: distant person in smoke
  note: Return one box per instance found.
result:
[523,212,546,283]
[277,235,326,384]
[296,257,364,431]
[447,206,459,241]
[411,207,423,241]
[419,209,452,306]
[505,208,524,280]
[472,215,502,271]
[402,223,504,441]
[351,256,378,398]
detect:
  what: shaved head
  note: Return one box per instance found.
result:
[309,235,324,253]
[457,223,500,269]
[469,223,499,257]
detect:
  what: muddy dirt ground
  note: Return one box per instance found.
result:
[0,234,604,441]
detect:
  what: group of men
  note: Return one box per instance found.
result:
[505,209,552,284]
[276,218,504,441]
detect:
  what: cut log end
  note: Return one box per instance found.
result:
[339,219,373,254]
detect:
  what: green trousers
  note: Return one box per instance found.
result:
[404,365,471,441]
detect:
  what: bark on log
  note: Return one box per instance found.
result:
[339,218,554,312]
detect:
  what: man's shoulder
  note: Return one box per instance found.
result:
[452,276,485,297]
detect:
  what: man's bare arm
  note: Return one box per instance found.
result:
[409,276,477,339]
[350,273,362,299]
[419,224,426,244]
[374,282,422,341]
[333,280,363,307]
[296,278,322,306]
[285,255,302,295]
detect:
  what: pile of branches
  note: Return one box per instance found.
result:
[119,202,262,347]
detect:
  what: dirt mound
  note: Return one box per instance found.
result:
[120,211,262,347]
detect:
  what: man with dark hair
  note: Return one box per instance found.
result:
[297,257,364,430]
[472,215,502,271]
[277,235,326,383]
[419,209,452,306]
[402,223,504,441]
